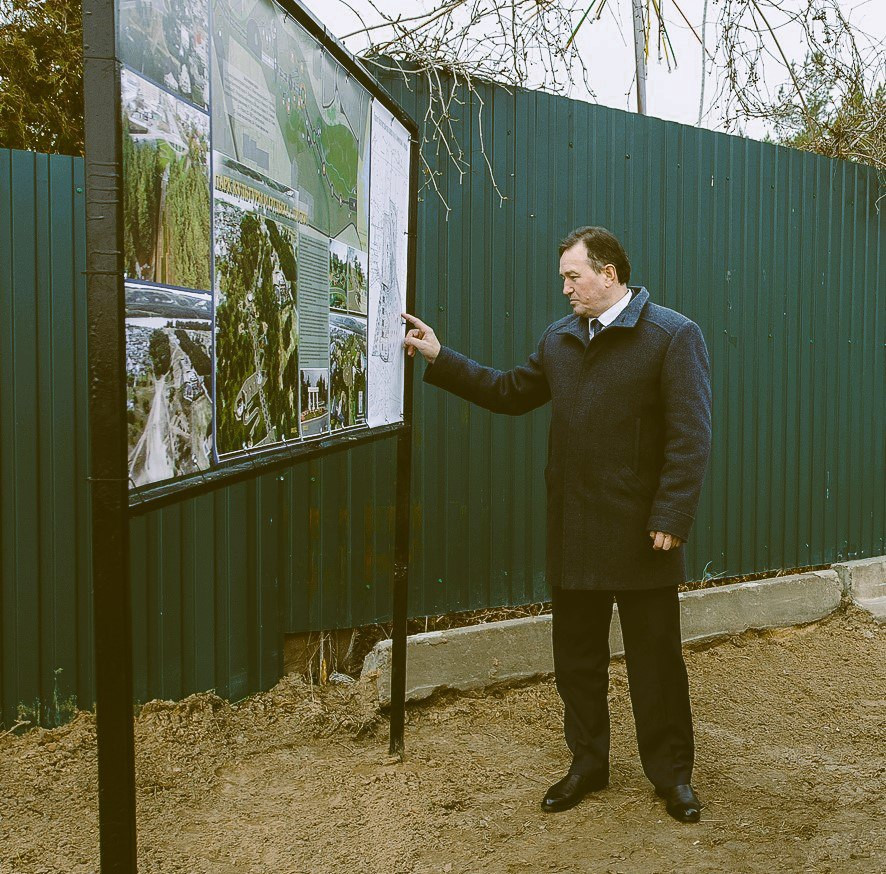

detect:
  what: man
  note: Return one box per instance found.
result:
[403,226,712,824]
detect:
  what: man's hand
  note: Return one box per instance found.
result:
[402,312,442,364]
[649,531,683,551]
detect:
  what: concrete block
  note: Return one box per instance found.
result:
[833,555,886,601]
[361,614,557,707]
[677,570,842,644]
[362,570,843,706]
[855,596,886,624]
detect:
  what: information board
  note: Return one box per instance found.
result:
[117,0,413,489]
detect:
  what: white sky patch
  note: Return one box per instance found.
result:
[304,0,885,141]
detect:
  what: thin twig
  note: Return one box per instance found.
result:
[1,720,30,738]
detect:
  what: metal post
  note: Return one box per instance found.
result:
[82,1,138,871]
[389,135,420,757]
[632,0,648,115]
[388,427,412,757]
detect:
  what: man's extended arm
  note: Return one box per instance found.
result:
[403,312,551,416]
[646,320,713,543]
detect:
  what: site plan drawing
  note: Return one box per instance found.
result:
[367,101,410,428]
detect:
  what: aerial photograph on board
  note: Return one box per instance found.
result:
[329,238,368,315]
[125,282,213,486]
[211,0,372,247]
[213,160,300,454]
[122,69,211,290]
[118,0,210,107]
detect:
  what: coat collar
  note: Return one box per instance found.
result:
[553,287,649,341]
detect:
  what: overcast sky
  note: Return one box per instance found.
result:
[302,0,884,140]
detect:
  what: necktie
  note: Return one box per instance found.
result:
[589,318,603,340]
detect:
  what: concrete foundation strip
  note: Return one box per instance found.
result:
[361,557,885,706]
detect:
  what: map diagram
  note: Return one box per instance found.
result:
[211,0,371,247]
[367,101,410,428]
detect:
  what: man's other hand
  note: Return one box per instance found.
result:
[403,313,442,364]
[649,531,683,551]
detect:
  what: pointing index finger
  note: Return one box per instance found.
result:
[402,312,430,332]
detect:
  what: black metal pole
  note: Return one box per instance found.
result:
[389,135,420,757]
[388,427,412,757]
[82,2,138,871]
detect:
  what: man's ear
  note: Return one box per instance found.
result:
[604,264,618,285]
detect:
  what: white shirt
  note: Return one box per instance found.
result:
[592,288,633,329]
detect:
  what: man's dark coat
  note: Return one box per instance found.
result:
[424,288,712,591]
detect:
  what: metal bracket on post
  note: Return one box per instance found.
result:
[82,1,138,871]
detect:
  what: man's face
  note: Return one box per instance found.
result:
[558,242,619,319]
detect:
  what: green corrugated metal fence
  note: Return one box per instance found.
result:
[379,70,884,612]
[1,72,883,727]
[1,151,93,726]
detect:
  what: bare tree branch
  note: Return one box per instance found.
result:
[339,0,883,207]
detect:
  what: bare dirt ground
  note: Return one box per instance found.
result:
[1,603,883,874]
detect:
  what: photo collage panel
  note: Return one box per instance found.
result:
[117,0,411,487]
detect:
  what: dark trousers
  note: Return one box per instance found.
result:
[551,585,694,789]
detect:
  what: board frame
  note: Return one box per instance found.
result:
[115,0,420,513]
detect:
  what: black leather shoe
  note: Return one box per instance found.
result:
[541,771,608,813]
[655,783,701,822]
